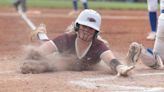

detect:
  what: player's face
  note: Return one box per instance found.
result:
[78,25,96,42]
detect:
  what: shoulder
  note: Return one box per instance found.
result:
[89,39,110,57]
[93,39,109,47]
[92,39,110,51]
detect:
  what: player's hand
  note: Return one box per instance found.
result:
[30,23,47,42]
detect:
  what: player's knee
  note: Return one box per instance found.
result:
[148,6,158,12]
[140,50,156,68]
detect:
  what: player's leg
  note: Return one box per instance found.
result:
[13,0,21,11]
[69,0,79,16]
[140,0,164,68]
[73,0,78,11]
[154,5,164,62]
[160,0,164,13]
[147,0,158,40]
[127,42,163,69]
[140,47,163,69]
[81,0,88,9]
[21,0,27,13]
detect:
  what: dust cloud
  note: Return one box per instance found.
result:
[19,45,111,74]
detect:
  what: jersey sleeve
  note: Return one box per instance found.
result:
[95,40,110,57]
[52,33,68,53]
[97,43,109,56]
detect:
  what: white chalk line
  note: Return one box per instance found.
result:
[69,72,164,91]
[0,70,164,91]
[70,80,164,91]
[76,72,164,82]
[0,12,147,20]
[135,72,164,76]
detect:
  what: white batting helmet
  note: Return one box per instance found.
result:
[75,9,101,32]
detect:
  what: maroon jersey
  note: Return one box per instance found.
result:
[52,33,109,65]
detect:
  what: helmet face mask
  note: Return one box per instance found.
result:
[76,24,98,41]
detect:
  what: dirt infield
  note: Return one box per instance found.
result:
[0,7,164,92]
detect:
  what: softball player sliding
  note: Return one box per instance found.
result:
[20,9,135,76]
[127,0,164,69]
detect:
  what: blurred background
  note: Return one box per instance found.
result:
[0,0,149,10]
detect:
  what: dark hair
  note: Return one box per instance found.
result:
[74,23,80,32]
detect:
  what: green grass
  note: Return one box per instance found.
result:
[89,1,147,10]
[0,0,148,10]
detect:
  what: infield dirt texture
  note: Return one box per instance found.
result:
[0,7,164,92]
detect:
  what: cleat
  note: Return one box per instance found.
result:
[116,65,134,77]
[146,32,156,40]
[152,53,164,69]
[126,42,142,66]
